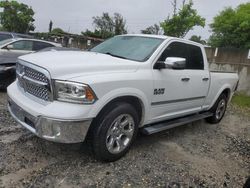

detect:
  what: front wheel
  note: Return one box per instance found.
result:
[206,94,227,124]
[90,102,139,162]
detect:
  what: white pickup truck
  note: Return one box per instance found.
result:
[7,34,239,161]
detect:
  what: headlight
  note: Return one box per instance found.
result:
[54,80,97,104]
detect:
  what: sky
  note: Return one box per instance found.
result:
[15,0,249,40]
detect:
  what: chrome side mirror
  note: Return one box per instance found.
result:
[165,57,186,69]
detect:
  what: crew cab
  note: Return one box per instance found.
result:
[7,34,239,161]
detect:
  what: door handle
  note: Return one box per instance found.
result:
[181,77,190,82]
[202,78,209,81]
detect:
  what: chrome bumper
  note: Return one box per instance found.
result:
[8,98,92,143]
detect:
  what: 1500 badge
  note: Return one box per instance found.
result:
[154,88,165,95]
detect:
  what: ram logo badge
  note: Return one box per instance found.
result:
[154,88,165,95]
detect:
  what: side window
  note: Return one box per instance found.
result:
[158,42,204,70]
[11,40,33,51]
[186,44,204,70]
[33,41,54,51]
[158,42,188,62]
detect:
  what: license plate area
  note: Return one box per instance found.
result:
[8,99,36,129]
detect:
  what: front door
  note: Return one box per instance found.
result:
[151,41,209,122]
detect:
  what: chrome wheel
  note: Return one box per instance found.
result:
[215,99,226,120]
[106,114,135,154]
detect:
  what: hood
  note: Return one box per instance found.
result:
[18,51,140,79]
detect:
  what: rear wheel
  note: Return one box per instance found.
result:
[89,102,139,162]
[206,94,227,124]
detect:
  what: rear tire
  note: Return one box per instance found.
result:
[89,102,139,162]
[206,94,227,124]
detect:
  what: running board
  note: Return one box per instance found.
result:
[142,112,213,135]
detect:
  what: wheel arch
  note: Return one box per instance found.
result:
[93,95,145,127]
[221,88,231,102]
[209,87,231,110]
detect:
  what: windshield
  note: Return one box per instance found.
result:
[90,36,164,62]
[0,39,14,47]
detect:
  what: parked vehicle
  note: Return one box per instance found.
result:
[0,31,33,41]
[7,34,239,161]
[0,38,61,89]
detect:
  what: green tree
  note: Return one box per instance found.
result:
[114,13,127,35]
[89,12,127,39]
[82,29,102,38]
[189,35,206,44]
[0,25,5,31]
[49,20,53,33]
[160,0,205,38]
[0,0,35,33]
[208,3,250,48]
[51,28,65,35]
[93,13,114,39]
[141,24,160,35]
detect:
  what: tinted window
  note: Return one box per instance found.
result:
[11,40,33,51]
[0,34,12,41]
[158,42,204,70]
[158,42,188,62]
[187,44,204,70]
[33,41,54,51]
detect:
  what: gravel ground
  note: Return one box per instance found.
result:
[0,91,249,188]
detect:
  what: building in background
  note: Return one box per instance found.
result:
[31,32,104,49]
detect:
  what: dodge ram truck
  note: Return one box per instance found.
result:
[7,34,239,161]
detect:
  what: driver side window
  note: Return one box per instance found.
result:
[158,41,204,70]
[158,42,188,62]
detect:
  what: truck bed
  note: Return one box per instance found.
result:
[203,71,238,110]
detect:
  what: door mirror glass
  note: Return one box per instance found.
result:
[165,57,186,69]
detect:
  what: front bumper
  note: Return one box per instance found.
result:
[8,98,92,143]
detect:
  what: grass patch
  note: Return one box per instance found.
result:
[232,93,250,108]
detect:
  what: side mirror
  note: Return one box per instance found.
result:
[6,44,14,50]
[153,62,166,69]
[165,57,186,69]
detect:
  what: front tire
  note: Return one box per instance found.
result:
[90,102,139,162]
[206,94,227,124]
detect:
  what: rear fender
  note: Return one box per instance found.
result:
[208,84,232,110]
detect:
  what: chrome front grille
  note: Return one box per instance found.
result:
[24,66,48,83]
[16,61,52,101]
[25,81,50,101]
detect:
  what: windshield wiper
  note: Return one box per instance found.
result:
[105,52,128,60]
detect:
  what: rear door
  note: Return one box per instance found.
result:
[0,40,33,64]
[33,41,54,51]
[151,41,210,122]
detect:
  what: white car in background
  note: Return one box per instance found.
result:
[0,38,61,88]
[0,38,61,64]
